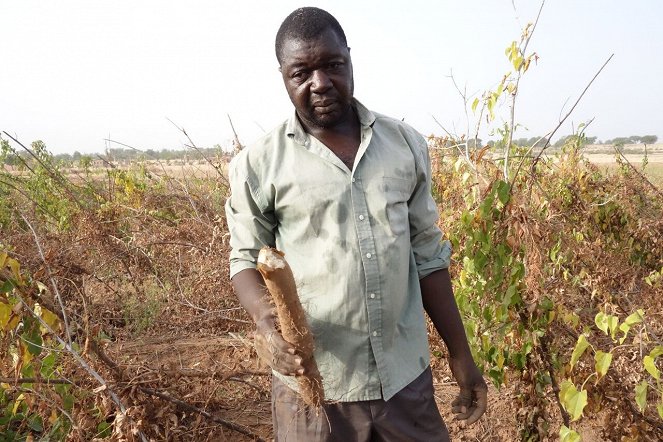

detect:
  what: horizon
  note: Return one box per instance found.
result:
[2,0,661,155]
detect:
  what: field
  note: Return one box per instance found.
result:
[1,140,662,441]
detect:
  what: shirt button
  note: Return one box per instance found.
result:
[370,293,376,299]
[351,177,356,183]
[358,214,365,221]
[372,331,378,337]
[366,253,372,259]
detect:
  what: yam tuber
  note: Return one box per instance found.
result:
[257,247,324,409]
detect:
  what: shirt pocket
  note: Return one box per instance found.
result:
[380,176,412,237]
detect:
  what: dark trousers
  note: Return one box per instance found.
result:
[272,367,450,441]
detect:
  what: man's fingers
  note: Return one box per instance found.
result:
[452,387,488,424]
[464,404,485,425]
[254,330,304,375]
[451,389,472,414]
[453,407,473,421]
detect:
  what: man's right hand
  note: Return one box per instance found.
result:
[231,268,305,376]
[254,319,305,376]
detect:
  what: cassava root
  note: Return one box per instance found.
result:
[257,247,324,409]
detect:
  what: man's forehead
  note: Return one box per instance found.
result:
[280,30,349,63]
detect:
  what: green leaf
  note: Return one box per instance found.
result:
[559,425,581,442]
[40,352,57,379]
[496,180,510,205]
[97,421,112,438]
[619,309,644,344]
[594,312,608,335]
[27,414,43,432]
[21,316,43,356]
[570,334,590,370]
[0,302,12,329]
[560,379,588,421]
[607,315,618,340]
[0,280,13,294]
[595,311,617,336]
[7,257,22,285]
[624,309,645,326]
[635,380,648,412]
[594,351,612,379]
[649,346,663,359]
[512,55,523,71]
[503,285,516,307]
[471,97,480,113]
[643,356,660,380]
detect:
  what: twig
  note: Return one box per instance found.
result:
[146,241,208,252]
[612,146,663,198]
[529,54,614,170]
[227,114,243,154]
[138,386,266,441]
[504,0,545,180]
[0,377,74,385]
[539,335,570,427]
[20,212,72,345]
[166,118,228,183]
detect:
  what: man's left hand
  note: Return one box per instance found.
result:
[449,356,488,425]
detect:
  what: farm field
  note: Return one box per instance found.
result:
[1,141,662,441]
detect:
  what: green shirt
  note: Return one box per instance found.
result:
[225,99,451,401]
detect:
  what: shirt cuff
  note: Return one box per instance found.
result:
[417,240,452,279]
[229,260,258,280]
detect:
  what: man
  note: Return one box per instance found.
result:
[225,7,487,441]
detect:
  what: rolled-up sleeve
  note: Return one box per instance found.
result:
[224,154,276,279]
[407,134,452,279]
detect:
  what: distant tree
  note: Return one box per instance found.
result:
[554,135,574,147]
[604,135,657,146]
[609,137,631,147]
[467,138,483,148]
[553,134,595,148]
[79,155,93,169]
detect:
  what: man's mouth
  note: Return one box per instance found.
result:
[313,101,337,113]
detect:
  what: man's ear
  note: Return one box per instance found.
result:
[278,65,282,73]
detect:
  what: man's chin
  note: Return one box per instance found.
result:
[310,108,350,128]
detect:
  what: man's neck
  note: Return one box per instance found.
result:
[298,107,362,170]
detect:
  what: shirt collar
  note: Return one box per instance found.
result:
[286,98,376,145]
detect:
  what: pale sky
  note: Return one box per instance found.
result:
[2,1,661,154]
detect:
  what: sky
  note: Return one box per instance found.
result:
[2,0,661,154]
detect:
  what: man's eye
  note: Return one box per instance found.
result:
[328,62,342,69]
[292,70,308,80]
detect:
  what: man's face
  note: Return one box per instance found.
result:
[279,28,354,130]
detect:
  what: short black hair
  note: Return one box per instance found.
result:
[275,7,347,65]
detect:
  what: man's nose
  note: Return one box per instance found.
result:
[310,70,332,92]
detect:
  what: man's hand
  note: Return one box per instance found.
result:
[450,356,488,425]
[254,318,305,376]
[231,269,305,377]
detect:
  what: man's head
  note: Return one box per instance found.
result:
[275,7,347,66]
[275,7,354,130]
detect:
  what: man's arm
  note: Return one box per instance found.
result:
[420,268,487,425]
[225,153,303,377]
[232,268,304,376]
